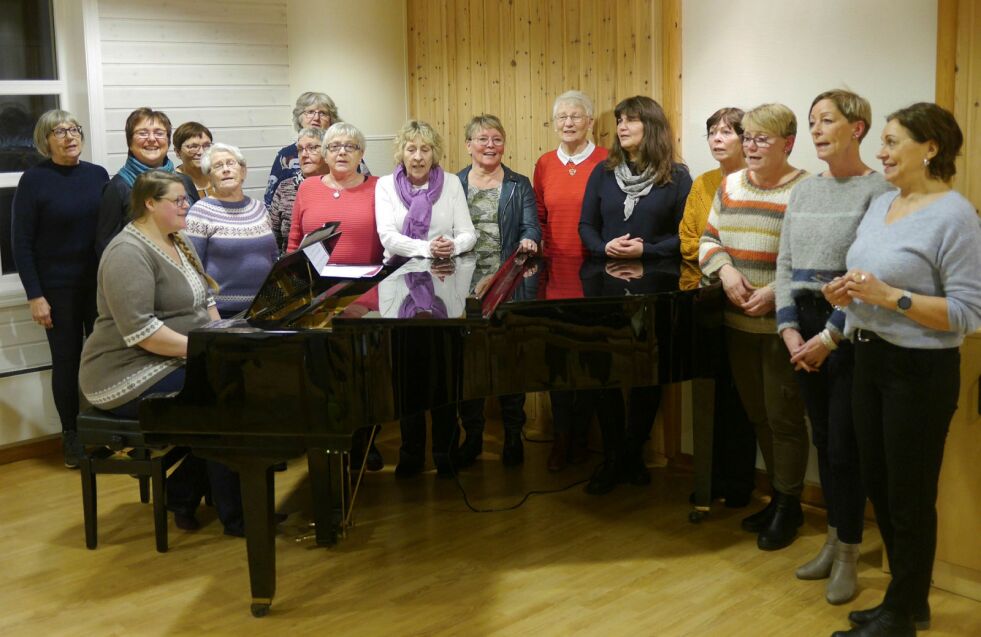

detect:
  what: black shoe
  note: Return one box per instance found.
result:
[174,512,200,531]
[223,525,246,538]
[350,429,383,472]
[63,431,81,469]
[394,454,424,478]
[849,602,931,631]
[723,491,752,508]
[584,461,620,495]
[434,457,456,479]
[502,430,524,467]
[457,434,483,469]
[832,608,916,637]
[620,448,650,486]
[741,498,777,532]
[757,492,803,551]
[365,443,384,471]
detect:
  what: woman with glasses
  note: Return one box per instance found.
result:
[184,143,278,319]
[699,103,809,551]
[454,114,540,469]
[80,170,245,536]
[824,103,981,637]
[11,109,109,468]
[268,128,328,253]
[578,96,693,495]
[95,107,200,256]
[375,120,476,478]
[775,90,893,605]
[264,92,370,207]
[173,121,214,199]
[677,107,756,510]
[533,90,607,472]
[285,123,382,263]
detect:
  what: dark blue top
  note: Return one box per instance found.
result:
[579,162,692,258]
[11,159,109,299]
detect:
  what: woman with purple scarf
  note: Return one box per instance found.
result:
[374,120,477,477]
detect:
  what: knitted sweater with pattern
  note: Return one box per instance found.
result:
[699,168,809,333]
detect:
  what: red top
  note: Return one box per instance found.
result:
[532,145,608,257]
[287,175,383,264]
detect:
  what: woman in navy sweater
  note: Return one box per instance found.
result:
[11,109,109,467]
[578,96,692,495]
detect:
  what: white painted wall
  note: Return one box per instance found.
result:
[286,0,408,175]
[681,0,937,177]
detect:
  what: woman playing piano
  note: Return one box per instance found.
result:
[79,170,244,536]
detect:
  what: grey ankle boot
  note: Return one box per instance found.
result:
[795,526,837,579]
[826,541,860,604]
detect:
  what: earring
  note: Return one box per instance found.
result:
[923,157,930,167]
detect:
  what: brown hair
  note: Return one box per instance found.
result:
[606,96,679,186]
[810,90,872,142]
[173,121,213,152]
[705,107,745,137]
[124,107,173,148]
[886,102,963,182]
[130,170,219,291]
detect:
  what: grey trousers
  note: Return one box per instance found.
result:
[726,328,808,497]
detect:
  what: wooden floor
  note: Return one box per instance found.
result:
[1,428,978,637]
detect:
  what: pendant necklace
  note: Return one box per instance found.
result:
[567,161,577,176]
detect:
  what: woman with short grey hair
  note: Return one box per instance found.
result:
[12,109,109,467]
[268,127,328,252]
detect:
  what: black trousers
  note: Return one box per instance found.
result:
[458,394,526,437]
[548,390,594,436]
[42,286,96,434]
[794,296,865,543]
[399,405,460,465]
[592,386,662,457]
[852,337,959,614]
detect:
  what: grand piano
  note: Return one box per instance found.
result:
[138,248,724,616]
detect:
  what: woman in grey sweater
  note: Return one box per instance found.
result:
[775,90,893,604]
[824,103,981,637]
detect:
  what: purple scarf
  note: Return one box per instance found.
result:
[394,164,445,240]
[398,272,447,319]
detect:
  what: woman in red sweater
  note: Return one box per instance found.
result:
[532,90,607,472]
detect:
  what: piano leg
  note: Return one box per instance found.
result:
[306,448,346,546]
[230,458,277,617]
[690,377,716,522]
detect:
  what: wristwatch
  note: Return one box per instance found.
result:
[896,290,913,314]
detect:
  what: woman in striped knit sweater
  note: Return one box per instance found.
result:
[699,103,809,551]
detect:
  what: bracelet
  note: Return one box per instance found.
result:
[819,329,838,351]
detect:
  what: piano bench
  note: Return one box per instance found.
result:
[76,408,190,553]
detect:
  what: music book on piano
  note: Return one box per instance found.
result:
[299,222,382,279]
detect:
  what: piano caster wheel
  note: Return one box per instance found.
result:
[250,602,270,618]
[688,510,708,524]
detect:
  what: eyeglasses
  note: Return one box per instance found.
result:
[51,126,83,139]
[303,109,331,120]
[470,136,504,147]
[182,142,212,153]
[297,143,322,155]
[325,143,361,153]
[134,129,168,141]
[553,114,586,123]
[159,195,190,208]
[742,134,775,148]
[211,159,240,171]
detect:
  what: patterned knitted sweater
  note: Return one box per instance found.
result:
[699,168,809,333]
[184,196,279,315]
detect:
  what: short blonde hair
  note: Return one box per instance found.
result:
[464,114,505,142]
[810,89,872,142]
[742,103,797,139]
[33,109,83,157]
[323,122,366,154]
[393,120,444,167]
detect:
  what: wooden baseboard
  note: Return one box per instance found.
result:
[0,435,61,466]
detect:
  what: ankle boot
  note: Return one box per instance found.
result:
[741,498,777,533]
[757,492,803,551]
[796,526,838,579]
[849,601,930,631]
[502,429,524,466]
[831,608,915,637]
[457,432,483,468]
[826,541,860,604]
[547,432,570,472]
[619,443,650,486]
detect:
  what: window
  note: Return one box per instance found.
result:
[0,0,64,283]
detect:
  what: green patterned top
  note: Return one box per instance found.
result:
[467,184,502,277]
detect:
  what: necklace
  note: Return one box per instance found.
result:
[568,162,577,176]
[323,174,363,198]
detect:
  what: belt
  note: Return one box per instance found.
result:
[855,329,883,342]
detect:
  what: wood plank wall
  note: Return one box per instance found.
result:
[406,0,664,177]
[96,0,291,200]
[948,0,980,211]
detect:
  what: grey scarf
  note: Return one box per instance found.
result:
[613,162,655,220]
